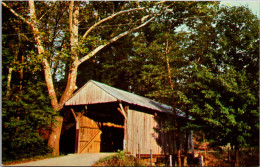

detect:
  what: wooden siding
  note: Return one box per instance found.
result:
[77,115,124,153]
[126,109,175,155]
[65,80,172,113]
[71,104,191,155]
[79,116,101,153]
[65,82,117,106]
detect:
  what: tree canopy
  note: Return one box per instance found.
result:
[2,1,259,160]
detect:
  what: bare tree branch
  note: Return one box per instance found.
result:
[78,15,156,66]
[81,7,146,40]
[81,1,166,40]
[78,2,173,65]
[28,0,59,110]
[38,2,58,21]
[2,2,32,27]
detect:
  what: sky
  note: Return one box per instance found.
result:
[220,1,260,18]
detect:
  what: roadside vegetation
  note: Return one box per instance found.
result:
[203,147,259,166]
[93,148,259,166]
[93,150,146,166]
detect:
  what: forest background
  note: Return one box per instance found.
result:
[1,1,259,162]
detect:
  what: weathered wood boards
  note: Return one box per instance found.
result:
[65,80,193,155]
[65,80,172,113]
[72,107,192,155]
[126,109,176,155]
[78,116,101,153]
[65,81,117,106]
[76,109,177,154]
[126,109,158,154]
[76,115,125,153]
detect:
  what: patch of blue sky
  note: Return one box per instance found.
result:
[220,1,260,18]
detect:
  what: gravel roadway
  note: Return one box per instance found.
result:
[6,153,116,166]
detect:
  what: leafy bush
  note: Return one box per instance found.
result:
[93,150,145,166]
[2,81,57,161]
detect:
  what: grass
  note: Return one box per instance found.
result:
[93,150,146,166]
[2,153,61,166]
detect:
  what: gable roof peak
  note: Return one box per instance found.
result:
[66,80,173,113]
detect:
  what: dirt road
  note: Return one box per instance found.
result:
[7,153,116,166]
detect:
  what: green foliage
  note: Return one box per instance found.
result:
[94,150,145,166]
[105,3,259,149]
[74,3,259,150]
[2,4,59,161]
[97,155,114,163]
[2,4,51,161]
[2,153,56,166]
[2,1,258,160]
[188,64,258,147]
[2,81,57,161]
[180,5,259,148]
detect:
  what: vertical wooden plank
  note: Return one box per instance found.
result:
[150,149,153,166]
[135,110,138,154]
[75,122,79,153]
[136,111,139,154]
[148,114,151,154]
[169,155,172,166]
[150,115,155,154]
[127,109,171,155]
[127,109,132,153]
[78,116,101,153]
[138,144,140,158]
[130,109,133,154]
[139,111,143,154]
[128,109,130,153]
[147,112,151,154]
[143,113,146,154]
[76,113,81,153]
[156,116,159,154]
[123,117,127,151]
[120,104,128,152]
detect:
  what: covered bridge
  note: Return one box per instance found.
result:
[64,80,193,155]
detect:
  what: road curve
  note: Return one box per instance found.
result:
[7,153,116,166]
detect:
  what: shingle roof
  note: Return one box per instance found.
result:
[65,80,173,113]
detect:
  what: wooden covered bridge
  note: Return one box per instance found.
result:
[64,80,193,156]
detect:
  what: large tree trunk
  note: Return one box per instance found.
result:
[48,1,79,156]
[29,0,62,156]
[58,0,79,107]
[47,116,63,156]
[235,147,239,167]
[6,32,21,98]
[165,38,183,165]
[43,58,65,156]
[164,38,182,163]
[42,58,63,156]
[28,0,59,109]
[6,67,13,98]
